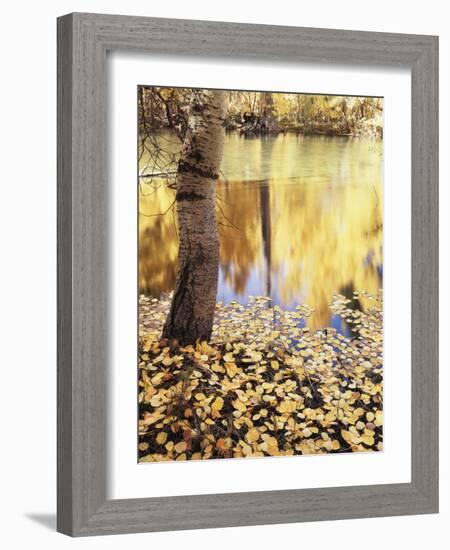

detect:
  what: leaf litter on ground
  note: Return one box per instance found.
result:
[138,292,383,462]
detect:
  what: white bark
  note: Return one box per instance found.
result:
[162,90,226,344]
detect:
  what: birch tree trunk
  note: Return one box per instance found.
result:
[162,90,226,345]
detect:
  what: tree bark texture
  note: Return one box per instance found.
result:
[162,90,226,345]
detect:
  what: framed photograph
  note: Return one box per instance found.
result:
[137,85,384,464]
[57,13,438,536]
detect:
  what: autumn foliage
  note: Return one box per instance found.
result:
[138,292,383,461]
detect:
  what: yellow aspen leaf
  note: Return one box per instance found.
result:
[375,411,383,427]
[142,411,164,426]
[263,394,276,403]
[216,437,232,451]
[200,341,210,354]
[195,393,206,401]
[233,399,247,413]
[150,395,164,407]
[278,400,297,413]
[139,442,149,451]
[142,339,152,353]
[235,389,249,402]
[265,436,279,455]
[151,372,165,385]
[211,396,224,417]
[341,429,353,444]
[241,443,253,456]
[174,441,187,453]
[242,352,262,363]
[366,411,375,422]
[139,454,160,462]
[226,363,238,378]
[156,432,167,445]
[361,434,375,446]
[245,428,260,443]
[143,386,156,401]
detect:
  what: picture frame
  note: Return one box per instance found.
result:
[57,12,438,536]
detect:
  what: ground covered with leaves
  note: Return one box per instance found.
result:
[138,292,383,462]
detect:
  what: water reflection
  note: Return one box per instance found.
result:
[139,133,383,329]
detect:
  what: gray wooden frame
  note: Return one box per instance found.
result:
[57,12,439,537]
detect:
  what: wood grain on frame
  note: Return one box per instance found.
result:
[57,12,438,536]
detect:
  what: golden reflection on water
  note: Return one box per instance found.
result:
[139,133,383,330]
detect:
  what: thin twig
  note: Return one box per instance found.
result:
[139,198,176,218]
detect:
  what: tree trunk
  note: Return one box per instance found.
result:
[162,90,226,345]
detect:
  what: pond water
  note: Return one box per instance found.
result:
[139,132,383,331]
